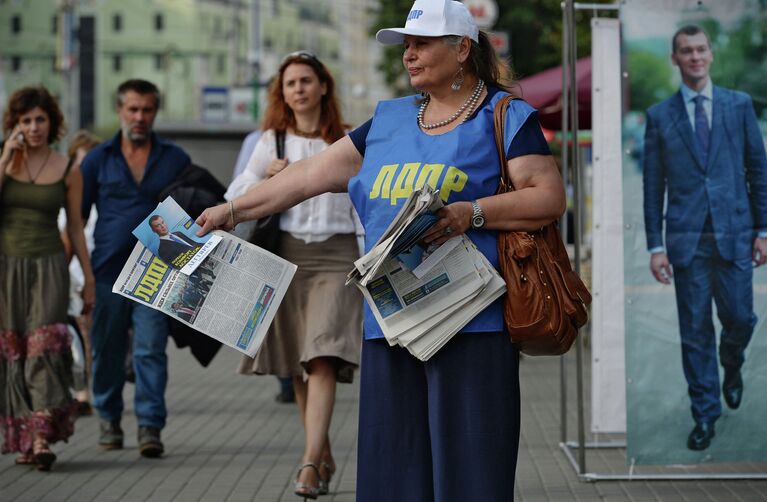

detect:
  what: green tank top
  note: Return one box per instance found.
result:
[0,165,70,257]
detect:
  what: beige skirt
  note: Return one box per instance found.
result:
[238,233,363,383]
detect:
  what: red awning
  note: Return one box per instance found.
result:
[517,57,591,131]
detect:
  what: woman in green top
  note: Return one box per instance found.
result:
[0,86,95,471]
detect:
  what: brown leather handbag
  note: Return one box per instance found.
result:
[492,95,591,356]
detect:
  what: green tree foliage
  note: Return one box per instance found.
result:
[705,17,767,115]
[371,0,616,96]
[626,50,674,112]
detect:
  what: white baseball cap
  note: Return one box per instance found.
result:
[376,0,479,45]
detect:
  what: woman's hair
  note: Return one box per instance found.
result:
[67,129,101,159]
[445,32,518,95]
[261,52,347,144]
[3,86,66,144]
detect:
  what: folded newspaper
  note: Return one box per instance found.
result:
[347,186,506,361]
[113,205,297,357]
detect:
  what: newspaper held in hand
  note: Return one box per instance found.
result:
[115,211,297,357]
[347,185,506,361]
[132,196,222,275]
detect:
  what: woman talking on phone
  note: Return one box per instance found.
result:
[0,86,95,471]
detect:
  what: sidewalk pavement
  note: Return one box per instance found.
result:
[2,345,766,501]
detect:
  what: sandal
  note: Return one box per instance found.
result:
[32,439,56,472]
[318,460,336,495]
[294,462,320,500]
[15,452,35,465]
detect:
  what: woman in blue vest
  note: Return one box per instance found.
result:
[198,1,565,499]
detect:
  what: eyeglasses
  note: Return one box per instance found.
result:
[281,51,320,65]
[280,51,323,71]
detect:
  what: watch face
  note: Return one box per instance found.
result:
[472,215,485,228]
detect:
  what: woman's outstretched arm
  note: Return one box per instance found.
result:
[196,136,363,235]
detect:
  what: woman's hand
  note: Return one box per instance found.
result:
[266,158,289,178]
[422,201,473,245]
[1,126,25,169]
[196,202,232,235]
[81,277,96,315]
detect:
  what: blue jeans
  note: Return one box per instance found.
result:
[91,281,169,429]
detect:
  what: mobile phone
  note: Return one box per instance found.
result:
[10,131,26,173]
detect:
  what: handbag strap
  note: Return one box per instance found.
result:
[275,130,286,159]
[493,95,516,193]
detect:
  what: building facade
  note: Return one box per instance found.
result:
[0,0,387,136]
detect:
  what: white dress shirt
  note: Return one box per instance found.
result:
[225,129,363,244]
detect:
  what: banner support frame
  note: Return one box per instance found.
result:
[559,0,767,482]
[560,441,767,481]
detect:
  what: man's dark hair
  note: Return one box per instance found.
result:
[116,79,161,109]
[672,25,711,53]
[149,214,163,228]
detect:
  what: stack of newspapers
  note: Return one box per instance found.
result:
[347,186,506,361]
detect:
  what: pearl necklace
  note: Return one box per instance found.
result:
[417,79,485,130]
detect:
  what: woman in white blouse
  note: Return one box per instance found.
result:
[226,52,362,500]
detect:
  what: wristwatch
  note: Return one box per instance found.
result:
[470,200,486,229]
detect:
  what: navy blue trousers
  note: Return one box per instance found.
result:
[673,233,756,424]
[356,332,520,502]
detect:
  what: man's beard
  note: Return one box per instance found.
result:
[122,123,151,144]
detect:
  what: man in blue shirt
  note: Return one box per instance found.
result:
[81,79,191,458]
[643,26,767,451]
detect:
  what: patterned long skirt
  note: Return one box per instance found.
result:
[0,253,77,454]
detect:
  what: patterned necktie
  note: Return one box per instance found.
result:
[693,95,709,165]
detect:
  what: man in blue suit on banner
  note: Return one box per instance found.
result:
[643,25,767,451]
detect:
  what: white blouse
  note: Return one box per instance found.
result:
[225,129,363,244]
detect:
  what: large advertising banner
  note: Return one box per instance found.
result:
[622,0,767,464]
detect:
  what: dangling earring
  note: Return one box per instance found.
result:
[451,66,464,91]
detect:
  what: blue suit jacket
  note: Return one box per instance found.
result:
[643,86,767,267]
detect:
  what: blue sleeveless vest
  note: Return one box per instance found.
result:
[348,89,537,340]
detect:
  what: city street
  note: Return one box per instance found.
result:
[2,344,766,501]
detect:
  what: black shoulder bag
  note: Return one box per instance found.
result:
[232,130,284,254]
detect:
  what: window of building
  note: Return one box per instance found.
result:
[11,56,21,72]
[154,13,163,31]
[113,54,122,72]
[154,54,165,70]
[217,54,226,74]
[51,15,58,35]
[213,17,221,36]
[113,13,122,32]
[11,15,21,34]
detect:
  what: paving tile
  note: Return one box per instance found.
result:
[2,346,767,500]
